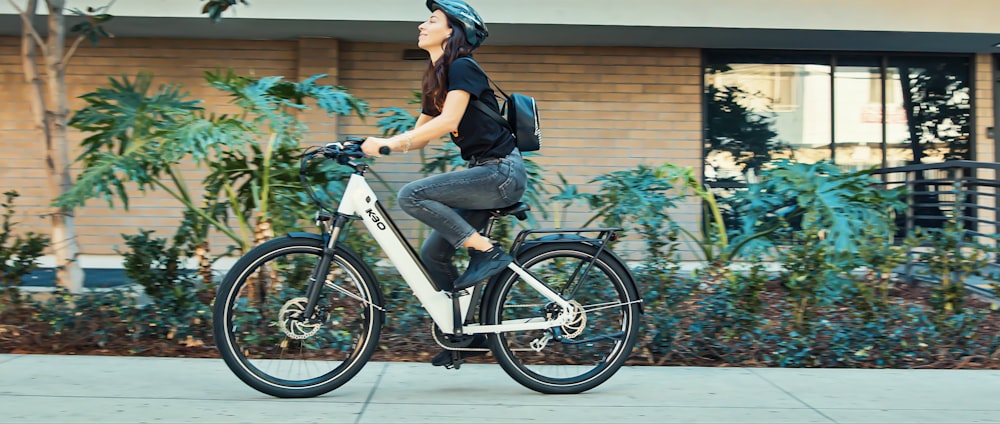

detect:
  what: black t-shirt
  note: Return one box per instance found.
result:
[445,57,516,161]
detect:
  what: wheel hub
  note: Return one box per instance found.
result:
[544,300,586,339]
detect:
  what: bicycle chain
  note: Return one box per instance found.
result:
[430,302,586,352]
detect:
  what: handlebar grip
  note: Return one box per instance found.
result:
[379,146,391,156]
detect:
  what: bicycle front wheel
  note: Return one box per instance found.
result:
[484,242,641,394]
[213,236,383,398]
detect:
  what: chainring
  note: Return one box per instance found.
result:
[430,323,480,349]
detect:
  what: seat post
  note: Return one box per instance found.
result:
[480,215,499,238]
[479,202,530,238]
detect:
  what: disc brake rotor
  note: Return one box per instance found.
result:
[278,297,322,340]
[560,300,586,339]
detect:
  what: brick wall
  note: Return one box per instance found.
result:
[0,36,704,260]
[974,54,996,241]
[974,54,995,163]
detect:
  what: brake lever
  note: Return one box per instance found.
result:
[321,142,343,159]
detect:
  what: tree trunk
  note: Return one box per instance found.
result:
[29,0,84,292]
[46,1,84,292]
[194,241,213,286]
[253,214,273,247]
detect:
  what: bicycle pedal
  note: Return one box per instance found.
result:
[446,289,471,298]
[443,351,465,370]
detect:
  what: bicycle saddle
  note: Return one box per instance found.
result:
[489,202,530,220]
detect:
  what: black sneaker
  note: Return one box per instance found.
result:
[432,335,489,367]
[452,244,513,291]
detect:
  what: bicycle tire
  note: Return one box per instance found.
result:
[213,235,383,398]
[483,241,641,394]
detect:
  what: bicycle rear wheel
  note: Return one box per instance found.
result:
[213,236,383,398]
[483,242,641,394]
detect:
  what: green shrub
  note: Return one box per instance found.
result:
[912,220,999,315]
[0,191,50,311]
[32,287,140,350]
[117,230,212,343]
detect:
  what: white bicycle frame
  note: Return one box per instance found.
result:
[336,173,573,335]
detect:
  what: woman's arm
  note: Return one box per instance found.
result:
[362,90,470,156]
[413,113,432,129]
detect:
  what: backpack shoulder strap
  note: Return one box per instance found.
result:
[456,57,512,131]
[472,99,510,131]
[458,56,509,98]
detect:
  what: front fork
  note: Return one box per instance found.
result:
[300,212,349,321]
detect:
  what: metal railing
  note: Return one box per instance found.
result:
[871,160,999,291]
[871,160,999,243]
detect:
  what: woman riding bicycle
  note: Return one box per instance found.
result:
[361,0,527,365]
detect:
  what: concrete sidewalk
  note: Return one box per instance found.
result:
[1,354,998,423]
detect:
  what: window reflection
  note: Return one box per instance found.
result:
[887,57,971,165]
[705,63,830,183]
[834,57,885,171]
[703,52,971,185]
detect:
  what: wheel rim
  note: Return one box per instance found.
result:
[220,245,377,390]
[492,248,635,387]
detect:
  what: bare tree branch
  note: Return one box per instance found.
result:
[9,0,49,56]
[62,34,85,66]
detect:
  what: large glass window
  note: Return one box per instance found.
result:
[704,51,972,185]
[834,56,885,171]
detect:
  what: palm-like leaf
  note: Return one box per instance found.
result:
[583,165,680,234]
[376,107,418,136]
[201,0,249,22]
[60,72,219,209]
[62,70,370,252]
[732,160,904,261]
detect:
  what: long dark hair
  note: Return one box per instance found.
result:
[421,20,475,116]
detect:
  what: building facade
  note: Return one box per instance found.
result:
[0,0,997,265]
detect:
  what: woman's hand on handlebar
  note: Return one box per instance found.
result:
[361,137,391,157]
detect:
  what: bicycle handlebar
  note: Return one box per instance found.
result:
[319,137,390,162]
[301,136,389,211]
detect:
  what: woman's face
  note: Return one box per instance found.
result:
[418,9,452,52]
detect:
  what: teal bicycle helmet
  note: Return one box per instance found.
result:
[426,0,489,49]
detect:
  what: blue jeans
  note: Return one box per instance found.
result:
[398,150,527,290]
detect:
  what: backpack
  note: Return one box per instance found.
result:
[466,60,541,152]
